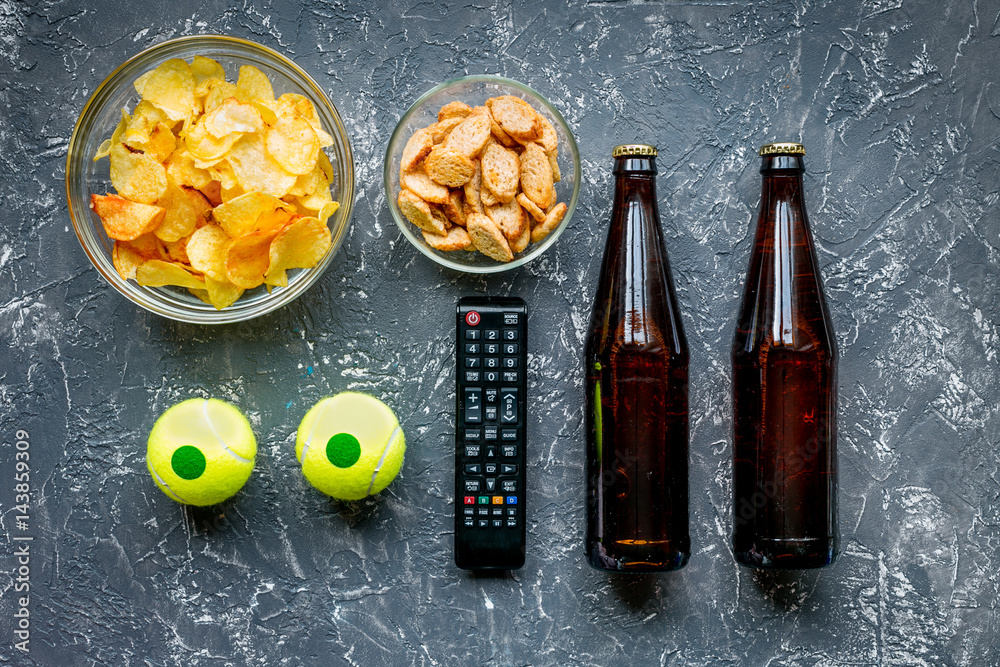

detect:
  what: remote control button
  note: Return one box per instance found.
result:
[465,357,481,368]
[478,507,490,516]
[465,371,481,382]
[464,388,482,423]
[506,518,517,528]
[485,406,498,421]
[465,311,481,326]
[503,313,519,325]
[463,495,476,505]
[484,343,499,355]
[464,428,481,440]
[501,444,517,458]
[484,371,499,383]
[506,507,517,516]
[506,495,518,505]
[484,426,498,440]
[478,519,489,528]
[500,389,518,424]
[478,496,490,505]
[485,357,499,368]
[502,343,518,355]
[503,357,517,368]
[464,463,482,474]
[501,463,518,474]
[465,329,480,340]
[501,479,517,493]
[464,517,475,528]
[485,463,497,475]
[492,519,503,528]
[492,507,504,516]
[485,478,496,492]
[464,479,481,492]
[485,446,497,460]
[464,444,481,458]
[485,329,499,340]
[464,507,475,516]
[485,388,498,404]
[503,329,518,340]
[502,371,518,383]
[465,343,481,354]
[492,495,504,505]
[501,429,517,441]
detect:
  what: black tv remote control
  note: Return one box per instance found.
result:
[454,297,527,570]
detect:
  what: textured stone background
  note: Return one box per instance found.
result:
[1,0,999,665]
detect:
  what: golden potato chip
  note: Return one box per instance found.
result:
[134,122,177,163]
[186,224,231,281]
[190,55,225,87]
[398,190,447,235]
[275,93,334,147]
[91,193,165,241]
[225,231,276,289]
[201,78,238,113]
[94,109,130,161]
[401,165,450,204]
[200,180,223,206]
[265,115,319,175]
[401,126,434,172]
[288,164,324,197]
[423,225,472,252]
[236,65,274,103]
[155,181,211,243]
[205,276,244,310]
[184,119,239,161]
[296,178,334,213]
[266,216,331,283]
[110,142,168,204]
[530,202,567,243]
[438,101,472,121]
[207,161,239,191]
[123,101,170,147]
[162,235,191,265]
[481,141,519,203]
[318,201,340,224]
[520,141,556,209]
[466,212,513,262]
[188,287,212,305]
[138,58,196,122]
[136,259,205,289]
[424,146,475,187]
[165,147,211,189]
[226,133,297,198]
[112,233,165,280]
[443,107,492,158]
[203,98,264,137]
[213,191,296,238]
[265,269,288,289]
[486,96,541,142]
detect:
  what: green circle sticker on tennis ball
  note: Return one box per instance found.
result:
[296,392,405,501]
[147,398,257,506]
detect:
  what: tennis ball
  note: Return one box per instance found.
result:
[147,398,257,506]
[295,392,405,501]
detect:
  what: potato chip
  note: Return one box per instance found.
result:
[200,78,238,113]
[155,181,211,242]
[226,133,297,198]
[94,109,129,161]
[136,259,205,289]
[225,231,276,289]
[265,216,331,284]
[265,269,288,289]
[199,180,223,206]
[112,233,164,279]
[288,165,324,197]
[138,58,196,122]
[276,93,334,147]
[318,201,340,224]
[203,98,264,137]
[190,55,225,87]
[123,101,170,147]
[186,224,231,281]
[165,147,211,189]
[183,119,240,161]
[134,122,177,163]
[236,65,274,103]
[109,142,168,204]
[213,191,295,238]
[162,235,191,265]
[205,276,244,309]
[207,161,239,191]
[91,193,164,241]
[265,115,319,175]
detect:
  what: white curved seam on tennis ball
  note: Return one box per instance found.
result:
[148,456,188,504]
[367,426,401,496]
[202,400,253,464]
[299,399,335,463]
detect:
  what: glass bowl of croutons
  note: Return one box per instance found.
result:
[66,35,354,323]
[384,75,580,273]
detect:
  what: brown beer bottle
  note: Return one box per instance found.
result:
[585,144,690,572]
[731,142,838,569]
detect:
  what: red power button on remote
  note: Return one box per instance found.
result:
[465,311,481,326]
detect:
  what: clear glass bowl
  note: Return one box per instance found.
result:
[66,35,354,324]
[384,75,580,273]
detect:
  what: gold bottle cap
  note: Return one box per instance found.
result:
[612,144,657,158]
[759,142,806,156]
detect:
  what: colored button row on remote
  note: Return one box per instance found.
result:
[463,495,518,505]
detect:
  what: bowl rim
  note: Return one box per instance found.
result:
[65,34,355,324]
[383,74,581,274]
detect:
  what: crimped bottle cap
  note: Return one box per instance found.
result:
[612,144,657,157]
[759,142,805,156]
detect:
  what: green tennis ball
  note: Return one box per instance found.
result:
[296,392,405,501]
[147,398,257,506]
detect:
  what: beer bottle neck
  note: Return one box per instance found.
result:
[613,155,657,176]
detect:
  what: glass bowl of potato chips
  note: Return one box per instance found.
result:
[67,35,354,323]
[384,75,580,273]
